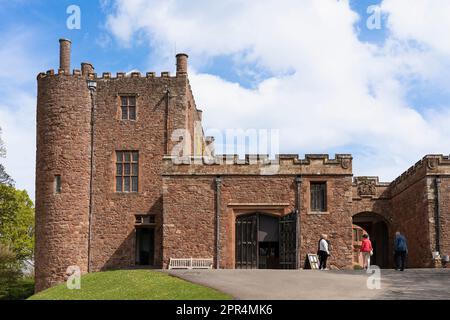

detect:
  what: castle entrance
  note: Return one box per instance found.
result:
[352,212,389,268]
[135,227,155,266]
[235,212,297,269]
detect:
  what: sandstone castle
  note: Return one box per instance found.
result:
[35,39,450,291]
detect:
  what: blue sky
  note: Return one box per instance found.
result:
[0,0,450,200]
[0,0,388,83]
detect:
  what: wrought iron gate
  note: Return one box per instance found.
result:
[236,212,298,269]
[279,211,298,269]
[235,214,258,269]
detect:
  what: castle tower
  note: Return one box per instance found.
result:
[35,39,93,292]
[176,53,189,76]
[59,39,71,74]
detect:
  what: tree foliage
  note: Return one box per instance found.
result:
[0,127,5,158]
[0,127,34,300]
[0,243,22,299]
[0,184,35,261]
[0,127,14,186]
[0,164,13,186]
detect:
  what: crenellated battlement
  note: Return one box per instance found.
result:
[37,69,182,81]
[38,38,189,81]
[390,154,450,188]
[162,154,353,176]
[164,153,352,165]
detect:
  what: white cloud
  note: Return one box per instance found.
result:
[0,29,43,200]
[382,0,450,55]
[0,92,36,196]
[1,0,449,200]
[104,0,450,181]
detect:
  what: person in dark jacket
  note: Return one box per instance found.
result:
[394,231,408,271]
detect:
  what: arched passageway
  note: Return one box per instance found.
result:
[352,212,390,268]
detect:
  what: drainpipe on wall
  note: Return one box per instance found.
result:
[87,79,97,273]
[215,176,222,269]
[164,88,170,155]
[295,176,302,269]
[434,177,441,254]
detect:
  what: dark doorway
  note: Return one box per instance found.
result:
[258,242,279,269]
[235,212,297,269]
[352,212,389,268]
[258,215,279,269]
[136,227,155,266]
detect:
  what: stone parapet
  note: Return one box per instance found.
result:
[38,70,181,80]
[389,155,450,197]
[163,154,353,176]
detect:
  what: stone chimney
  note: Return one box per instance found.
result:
[197,109,203,121]
[59,39,71,74]
[81,62,94,76]
[176,53,189,76]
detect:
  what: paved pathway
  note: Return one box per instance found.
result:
[166,269,450,300]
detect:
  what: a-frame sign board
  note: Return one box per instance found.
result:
[307,254,320,269]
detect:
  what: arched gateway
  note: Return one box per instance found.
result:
[352,212,390,268]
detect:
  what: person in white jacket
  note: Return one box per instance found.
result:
[317,234,330,270]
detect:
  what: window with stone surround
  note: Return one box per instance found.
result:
[310,182,327,212]
[116,151,139,192]
[120,96,136,120]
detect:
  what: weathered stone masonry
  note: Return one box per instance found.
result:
[162,155,355,270]
[35,39,450,292]
[35,39,207,291]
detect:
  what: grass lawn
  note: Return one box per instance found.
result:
[28,270,232,300]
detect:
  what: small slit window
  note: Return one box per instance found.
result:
[55,175,61,194]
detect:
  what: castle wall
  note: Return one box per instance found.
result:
[89,74,191,271]
[162,155,354,270]
[388,155,450,267]
[299,175,353,269]
[35,73,91,291]
[351,179,392,220]
[390,176,431,267]
[162,176,216,266]
[35,40,205,290]
[35,39,450,293]
[351,178,394,266]
[439,177,450,260]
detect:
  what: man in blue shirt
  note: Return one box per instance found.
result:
[394,231,408,271]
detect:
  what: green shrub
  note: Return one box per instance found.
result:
[0,184,35,261]
[0,244,22,299]
[3,277,35,300]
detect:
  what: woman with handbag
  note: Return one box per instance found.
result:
[359,234,373,269]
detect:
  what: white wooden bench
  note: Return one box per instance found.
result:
[168,258,213,270]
